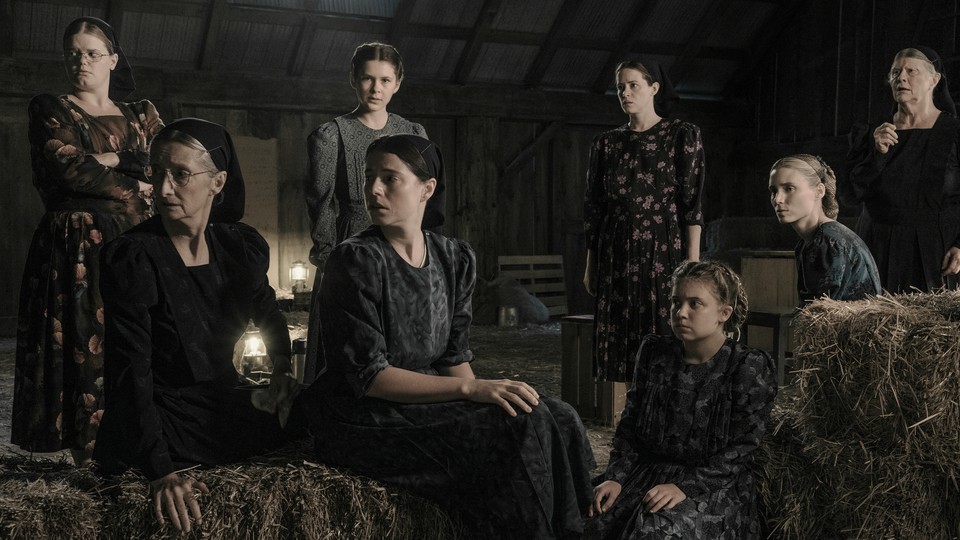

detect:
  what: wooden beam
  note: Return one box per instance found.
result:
[453,0,502,84]
[590,0,662,93]
[105,0,127,36]
[389,0,416,45]
[524,0,580,88]
[287,17,317,77]
[0,0,14,56]
[668,0,730,86]
[503,121,564,175]
[911,0,934,44]
[198,0,228,70]
[722,0,805,98]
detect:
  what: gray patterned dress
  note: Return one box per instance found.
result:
[795,220,882,305]
[585,335,776,540]
[304,227,596,539]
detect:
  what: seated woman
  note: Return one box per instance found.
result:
[303,134,595,539]
[586,260,777,540]
[93,119,299,533]
[769,154,882,304]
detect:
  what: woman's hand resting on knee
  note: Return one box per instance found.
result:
[463,378,540,416]
[643,483,686,513]
[150,472,210,533]
[589,480,622,516]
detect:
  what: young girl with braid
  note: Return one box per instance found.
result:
[586,260,777,540]
[769,154,881,304]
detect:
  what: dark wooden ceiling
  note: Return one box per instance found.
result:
[3,0,806,99]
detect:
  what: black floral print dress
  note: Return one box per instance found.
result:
[12,94,161,453]
[585,335,777,540]
[585,119,706,382]
[304,227,596,539]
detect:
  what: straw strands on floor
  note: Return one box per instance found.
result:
[759,292,960,540]
[0,443,460,539]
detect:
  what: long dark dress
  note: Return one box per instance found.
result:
[304,227,596,539]
[795,220,882,305]
[844,114,960,292]
[584,119,706,382]
[584,335,777,540]
[92,217,290,480]
[12,94,161,453]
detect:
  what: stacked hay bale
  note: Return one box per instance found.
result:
[0,446,460,539]
[759,292,960,539]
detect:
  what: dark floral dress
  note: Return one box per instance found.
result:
[304,227,596,539]
[585,335,777,540]
[585,119,706,382]
[795,220,882,305]
[12,94,161,453]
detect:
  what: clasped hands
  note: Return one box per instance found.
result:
[588,481,687,517]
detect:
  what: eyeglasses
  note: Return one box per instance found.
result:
[145,165,218,187]
[63,50,110,63]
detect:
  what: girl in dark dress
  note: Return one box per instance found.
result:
[844,46,960,292]
[12,17,162,466]
[93,119,298,533]
[769,154,881,304]
[583,60,706,382]
[304,135,595,539]
[586,260,777,540]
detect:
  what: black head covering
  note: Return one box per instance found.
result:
[154,118,245,223]
[64,17,136,101]
[618,59,680,118]
[913,46,955,116]
[367,134,446,230]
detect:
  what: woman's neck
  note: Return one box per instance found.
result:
[895,101,941,129]
[627,109,662,132]
[354,106,390,130]
[164,218,210,266]
[68,89,114,113]
[381,223,426,267]
[681,331,727,365]
[793,212,832,243]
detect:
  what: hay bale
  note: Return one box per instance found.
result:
[760,291,960,540]
[0,444,461,540]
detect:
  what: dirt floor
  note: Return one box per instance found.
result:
[0,322,614,471]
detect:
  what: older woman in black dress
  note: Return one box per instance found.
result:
[844,46,960,292]
[12,16,162,466]
[93,119,297,533]
[304,135,595,539]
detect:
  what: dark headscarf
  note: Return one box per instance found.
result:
[154,118,246,223]
[366,134,446,230]
[913,46,956,116]
[618,59,680,118]
[64,17,136,101]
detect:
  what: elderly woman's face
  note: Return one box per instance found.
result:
[889,57,941,106]
[63,32,117,93]
[364,151,435,229]
[149,141,224,225]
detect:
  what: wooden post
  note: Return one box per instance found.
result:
[454,116,500,280]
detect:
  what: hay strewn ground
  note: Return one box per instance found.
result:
[760,292,960,540]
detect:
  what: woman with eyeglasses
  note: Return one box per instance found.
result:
[93,118,297,533]
[12,16,162,466]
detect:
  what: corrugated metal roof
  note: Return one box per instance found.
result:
[469,43,539,84]
[217,20,300,73]
[398,36,465,81]
[301,29,387,76]
[635,0,711,45]
[491,0,564,33]
[14,2,106,53]
[409,0,482,28]
[120,12,205,63]
[542,48,609,89]
[565,0,635,40]
[229,0,398,17]
[705,0,778,49]
[674,58,740,95]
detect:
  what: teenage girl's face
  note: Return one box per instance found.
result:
[768,167,824,228]
[670,278,732,344]
[353,60,401,114]
[63,32,118,94]
[616,68,659,116]
[364,151,435,229]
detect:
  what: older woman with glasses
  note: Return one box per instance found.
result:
[12,16,162,466]
[92,118,298,533]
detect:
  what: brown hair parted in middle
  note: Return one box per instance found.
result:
[350,42,404,84]
[770,154,839,219]
[614,60,654,86]
[62,19,115,54]
[670,259,748,334]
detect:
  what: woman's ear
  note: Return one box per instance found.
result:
[816,181,826,199]
[211,171,227,195]
[718,304,733,324]
[651,81,660,96]
[421,178,437,202]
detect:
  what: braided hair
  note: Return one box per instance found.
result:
[770,154,839,219]
[671,259,748,335]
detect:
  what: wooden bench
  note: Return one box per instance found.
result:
[497,255,568,318]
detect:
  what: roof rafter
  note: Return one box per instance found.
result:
[389,0,416,45]
[722,0,806,98]
[668,0,730,86]
[590,0,662,94]
[453,0,503,84]
[1,0,14,56]
[523,0,579,88]
[198,0,228,70]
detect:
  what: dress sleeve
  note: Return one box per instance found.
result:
[604,335,658,483]
[800,236,848,304]
[233,224,291,360]
[412,122,428,138]
[317,241,390,397]
[28,94,143,199]
[114,99,164,178]
[99,236,173,480]
[676,347,777,498]
[305,122,341,268]
[842,123,888,206]
[433,239,476,368]
[584,134,608,253]
[674,122,705,227]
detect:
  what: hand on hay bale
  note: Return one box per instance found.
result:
[250,355,300,427]
[149,472,209,533]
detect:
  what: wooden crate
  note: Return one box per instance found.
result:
[498,255,568,317]
[560,314,628,426]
